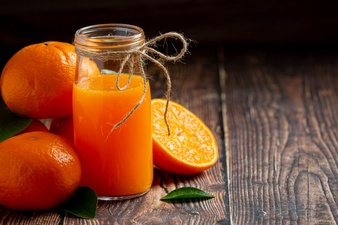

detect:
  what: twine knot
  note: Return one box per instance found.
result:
[105,32,189,139]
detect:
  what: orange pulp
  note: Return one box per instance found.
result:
[73,74,153,198]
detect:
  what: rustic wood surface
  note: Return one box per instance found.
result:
[222,46,338,224]
[2,44,338,224]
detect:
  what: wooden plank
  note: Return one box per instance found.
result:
[0,45,228,224]
[222,47,338,224]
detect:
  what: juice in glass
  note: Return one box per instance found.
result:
[73,74,153,199]
[74,24,153,200]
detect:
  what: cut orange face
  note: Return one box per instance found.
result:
[151,98,218,175]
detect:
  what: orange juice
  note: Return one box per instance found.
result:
[73,74,153,199]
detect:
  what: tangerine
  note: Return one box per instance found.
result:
[50,115,74,142]
[16,119,48,135]
[0,131,81,210]
[0,41,99,119]
[152,99,218,175]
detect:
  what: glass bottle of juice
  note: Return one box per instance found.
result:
[73,24,153,200]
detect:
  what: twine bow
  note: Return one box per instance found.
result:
[104,32,188,139]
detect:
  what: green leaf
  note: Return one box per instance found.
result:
[160,187,215,201]
[0,96,32,142]
[59,186,98,219]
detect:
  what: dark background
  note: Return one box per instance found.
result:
[2,0,338,69]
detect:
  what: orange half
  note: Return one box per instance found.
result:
[151,98,218,175]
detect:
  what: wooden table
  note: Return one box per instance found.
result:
[1,44,338,224]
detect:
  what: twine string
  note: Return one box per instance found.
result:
[100,32,188,140]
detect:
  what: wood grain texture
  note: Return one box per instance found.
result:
[222,47,338,224]
[3,41,338,224]
[0,45,228,224]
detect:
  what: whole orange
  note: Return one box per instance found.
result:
[152,99,218,175]
[50,115,74,142]
[16,119,49,135]
[0,131,81,210]
[0,41,99,119]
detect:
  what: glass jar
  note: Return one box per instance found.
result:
[73,24,153,200]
